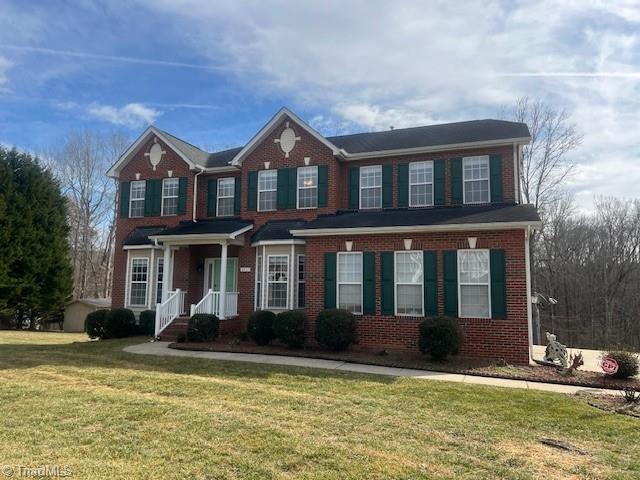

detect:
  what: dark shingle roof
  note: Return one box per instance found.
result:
[123,226,167,246]
[294,204,540,231]
[158,129,241,169]
[205,147,243,168]
[152,219,253,237]
[327,119,530,154]
[251,219,307,243]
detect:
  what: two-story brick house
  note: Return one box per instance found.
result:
[107,107,540,364]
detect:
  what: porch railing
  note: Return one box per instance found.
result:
[155,289,187,336]
[190,290,239,318]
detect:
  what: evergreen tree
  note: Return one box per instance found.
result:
[0,147,72,328]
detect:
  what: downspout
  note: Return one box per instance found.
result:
[525,225,534,363]
[192,167,204,222]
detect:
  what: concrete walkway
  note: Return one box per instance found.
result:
[124,342,620,396]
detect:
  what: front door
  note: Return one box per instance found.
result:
[203,258,238,296]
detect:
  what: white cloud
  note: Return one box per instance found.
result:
[86,102,161,128]
[0,56,13,91]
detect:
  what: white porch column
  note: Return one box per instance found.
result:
[219,241,228,319]
[161,245,172,304]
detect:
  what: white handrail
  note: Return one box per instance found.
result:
[155,289,187,336]
[191,289,215,316]
[189,291,239,318]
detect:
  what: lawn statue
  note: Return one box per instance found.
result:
[543,332,568,368]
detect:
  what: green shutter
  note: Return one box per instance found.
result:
[234,177,241,215]
[398,164,408,208]
[324,252,337,308]
[277,168,288,209]
[177,177,187,215]
[382,164,393,208]
[287,168,296,209]
[490,249,507,319]
[248,171,258,211]
[207,179,217,217]
[490,154,503,203]
[451,158,462,205]
[348,167,359,210]
[434,160,445,206]
[119,181,130,218]
[363,252,376,315]
[424,251,438,316]
[443,250,458,317]
[381,252,394,315]
[144,179,161,217]
[318,165,328,207]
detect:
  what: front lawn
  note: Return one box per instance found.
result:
[0,332,637,479]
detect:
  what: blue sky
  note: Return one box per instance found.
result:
[1,0,640,209]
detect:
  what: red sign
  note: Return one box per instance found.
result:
[601,357,619,375]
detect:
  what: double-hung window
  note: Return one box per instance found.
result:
[360,165,382,209]
[395,251,423,316]
[297,166,318,209]
[463,156,490,204]
[129,257,149,306]
[258,170,277,211]
[217,177,235,216]
[297,255,305,308]
[409,161,434,207]
[161,178,179,216]
[458,250,491,318]
[155,257,164,304]
[267,255,288,309]
[129,180,145,218]
[337,252,362,314]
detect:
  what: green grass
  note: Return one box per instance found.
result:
[0,332,638,479]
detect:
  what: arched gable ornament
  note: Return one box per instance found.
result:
[274,121,301,158]
[144,138,166,171]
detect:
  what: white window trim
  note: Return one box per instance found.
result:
[296,166,318,210]
[129,180,145,218]
[127,256,149,307]
[457,249,492,319]
[255,252,262,310]
[258,170,277,212]
[216,177,235,217]
[155,257,164,305]
[394,251,424,317]
[359,165,382,210]
[266,254,289,309]
[160,178,179,216]
[296,254,305,309]
[409,161,434,207]
[336,251,363,315]
[462,155,491,205]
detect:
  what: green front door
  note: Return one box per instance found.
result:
[205,258,238,294]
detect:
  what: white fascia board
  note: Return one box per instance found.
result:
[123,244,163,250]
[251,239,306,247]
[107,126,199,178]
[340,137,532,161]
[202,165,240,173]
[230,107,343,166]
[290,221,541,237]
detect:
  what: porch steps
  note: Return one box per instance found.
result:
[158,316,189,342]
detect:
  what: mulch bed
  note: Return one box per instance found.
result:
[169,339,640,390]
[575,391,640,418]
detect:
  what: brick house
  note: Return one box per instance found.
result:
[107,107,540,364]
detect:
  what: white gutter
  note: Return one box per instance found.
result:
[251,239,306,247]
[149,224,253,244]
[290,220,542,237]
[192,167,204,222]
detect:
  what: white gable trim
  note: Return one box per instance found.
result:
[230,107,346,166]
[106,126,199,178]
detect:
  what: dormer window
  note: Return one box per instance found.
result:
[463,156,490,204]
[359,165,382,209]
[129,180,145,218]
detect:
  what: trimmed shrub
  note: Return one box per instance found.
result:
[315,309,357,352]
[247,310,277,346]
[274,310,306,349]
[176,333,187,343]
[139,310,156,336]
[603,351,639,379]
[103,308,136,339]
[418,317,460,361]
[85,309,109,339]
[186,314,220,342]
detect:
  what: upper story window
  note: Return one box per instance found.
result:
[129,180,146,218]
[258,170,277,212]
[409,161,434,207]
[360,165,382,209]
[297,166,318,209]
[217,177,235,217]
[395,251,423,316]
[161,178,179,216]
[458,249,490,318]
[463,156,490,204]
[337,252,362,314]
